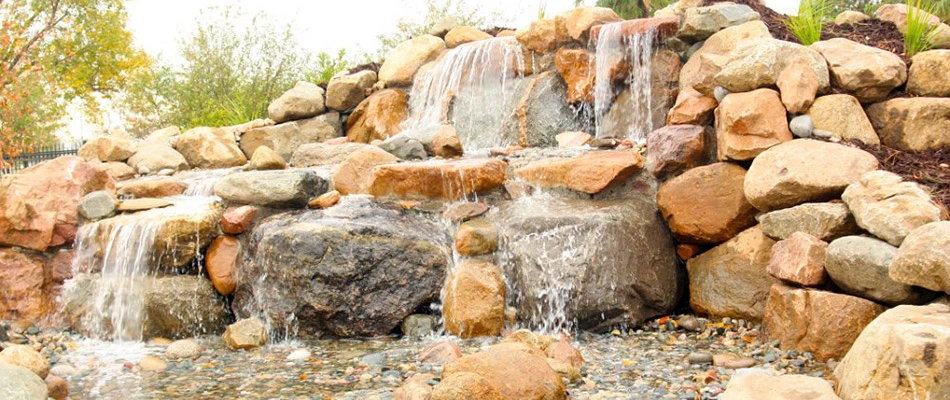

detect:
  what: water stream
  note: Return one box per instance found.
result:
[593,24,656,143]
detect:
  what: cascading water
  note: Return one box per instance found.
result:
[593,24,656,143]
[177,168,239,196]
[65,196,221,341]
[403,36,527,152]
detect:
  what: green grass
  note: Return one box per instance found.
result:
[905,0,939,56]
[784,0,833,45]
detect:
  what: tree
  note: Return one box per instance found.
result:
[122,6,315,133]
[0,0,148,162]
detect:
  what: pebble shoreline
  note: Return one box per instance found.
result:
[1,315,834,399]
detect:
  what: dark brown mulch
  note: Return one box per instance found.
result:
[847,139,950,210]
[703,0,797,41]
[347,62,381,75]
[822,20,909,63]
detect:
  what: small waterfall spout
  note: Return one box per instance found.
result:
[403,36,527,152]
[593,23,656,143]
[178,168,238,196]
[66,196,222,341]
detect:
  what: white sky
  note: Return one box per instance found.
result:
[125,0,799,63]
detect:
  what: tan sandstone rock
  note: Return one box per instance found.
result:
[554,48,594,103]
[890,221,950,294]
[369,158,507,201]
[721,370,840,400]
[866,97,950,152]
[445,26,492,48]
[908,50,950,97]
[666,87,718,126]
[455,220,499,256]
[806,94,880,145]
[117,178,187,199]
[331,146,399,195]
[715,88,792,161]
[437,342,566,399]
[842,170,942,246]
[646,125,707,180]
[767,232,828,287]
[657,163,757,245]
[443,260,506,338]
[515,151,643,194]
[174,127,246,169]
[224,317,267,350]
[811,38,907,103]
[345,89,410,143]
[378,35,446,86]
[555,6,622,43]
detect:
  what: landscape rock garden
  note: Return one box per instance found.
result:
[1,1,949,399]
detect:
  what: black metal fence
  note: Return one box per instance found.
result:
[1,141,84,175]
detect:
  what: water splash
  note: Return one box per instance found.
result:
[403,37,527,151]
[67,196,221,341]
[177,168,239,196]
[594,24,656,143]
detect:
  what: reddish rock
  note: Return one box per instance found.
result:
[646,125,707,180]
[438,342,566,399]
[514,151,643,194]
[221,206,258,235]
[546,340,585,369]
[589,16,680,45]
[99,161,136,182]
[554,48,595,103]
[345,89,409,143]
[677,244,703,260]
[332,146,399,195]
[394,373,436,400]
[763,284,885,361]
[308,191,341,209]
[48,249,75,284]
[455,220,499,256]
[555,6,622,43]
[776,59,819,114]
[767,232,828,286]
[0,156,114,251]
[657,163,758,245]
[715,89,793,161]
[687,226,779,321]
[515,19,561,53]
[369,158,507,201]
[443,260,506,338]
[442,202,489,222]
[432,125,464,158]
[206,236,240,296]
[666,87,718,126]
[117,178,187,198]
[0,248,52,322]
[431,372,503,400]
[418,341,463,365]
[46,374,69,400]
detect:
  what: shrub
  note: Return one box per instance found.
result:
[784,0,833,45]
[905,0,939,56]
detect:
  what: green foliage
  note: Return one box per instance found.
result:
[905,0,939,55]
[305,49,351,85]
[122,6,321,134]
[784,0,833,45]
[0,0,148,161]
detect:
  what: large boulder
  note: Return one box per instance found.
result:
[443,260,506,338]
[890,221,950,294]
[907,50,950,97]
[677,2,760,42]
[687,226,779,321]
[445,26,492,48]
[680,21,772,96]
[80,136,135,162]
[174,127,247,169]
[81,199,222,270]
[515,19,560,53]
[0,364,47,400]
[657,163,757,245]
[127,143,189,173]
[346,89,410,143]
[369,158,506,201]
[876,3,950,49]
[767,232,828,287]
[240,113,341,160]
[331,146,398,195]
[764,284,885,361]
[841,170,942,246]
[811,38,907,103]
[267,81,326,124]
[0,249,54,322]
[554,6,622,43]
[866,97,950,152]
[744,139,879,211]
[715,89,793,161]
[0,156,114,251]
[666,87,718,126]
[437,343,566,400]
[835,303,950,400]
[490,197,681,331]
[806,94,880,145]
[213,170,327,208]
[721,370,839,400]
[757,202,861,241]
[514,151,644,194]
[62,274,229,340]
[714,38,830,94]
[326,70,378,111]
[825,236,932,306]
[289,142,370,167]
[646,125,708,180]
[517,71,591,147]
[378,35,446,86]
[234,202,451,337]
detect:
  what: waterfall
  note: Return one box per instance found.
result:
[593,24,656,143]
[67,196,220,341]
[178,168,238,196]
[403,36,527,152]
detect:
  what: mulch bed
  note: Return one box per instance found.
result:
[703,0,797,41]
[847,140,950,210]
